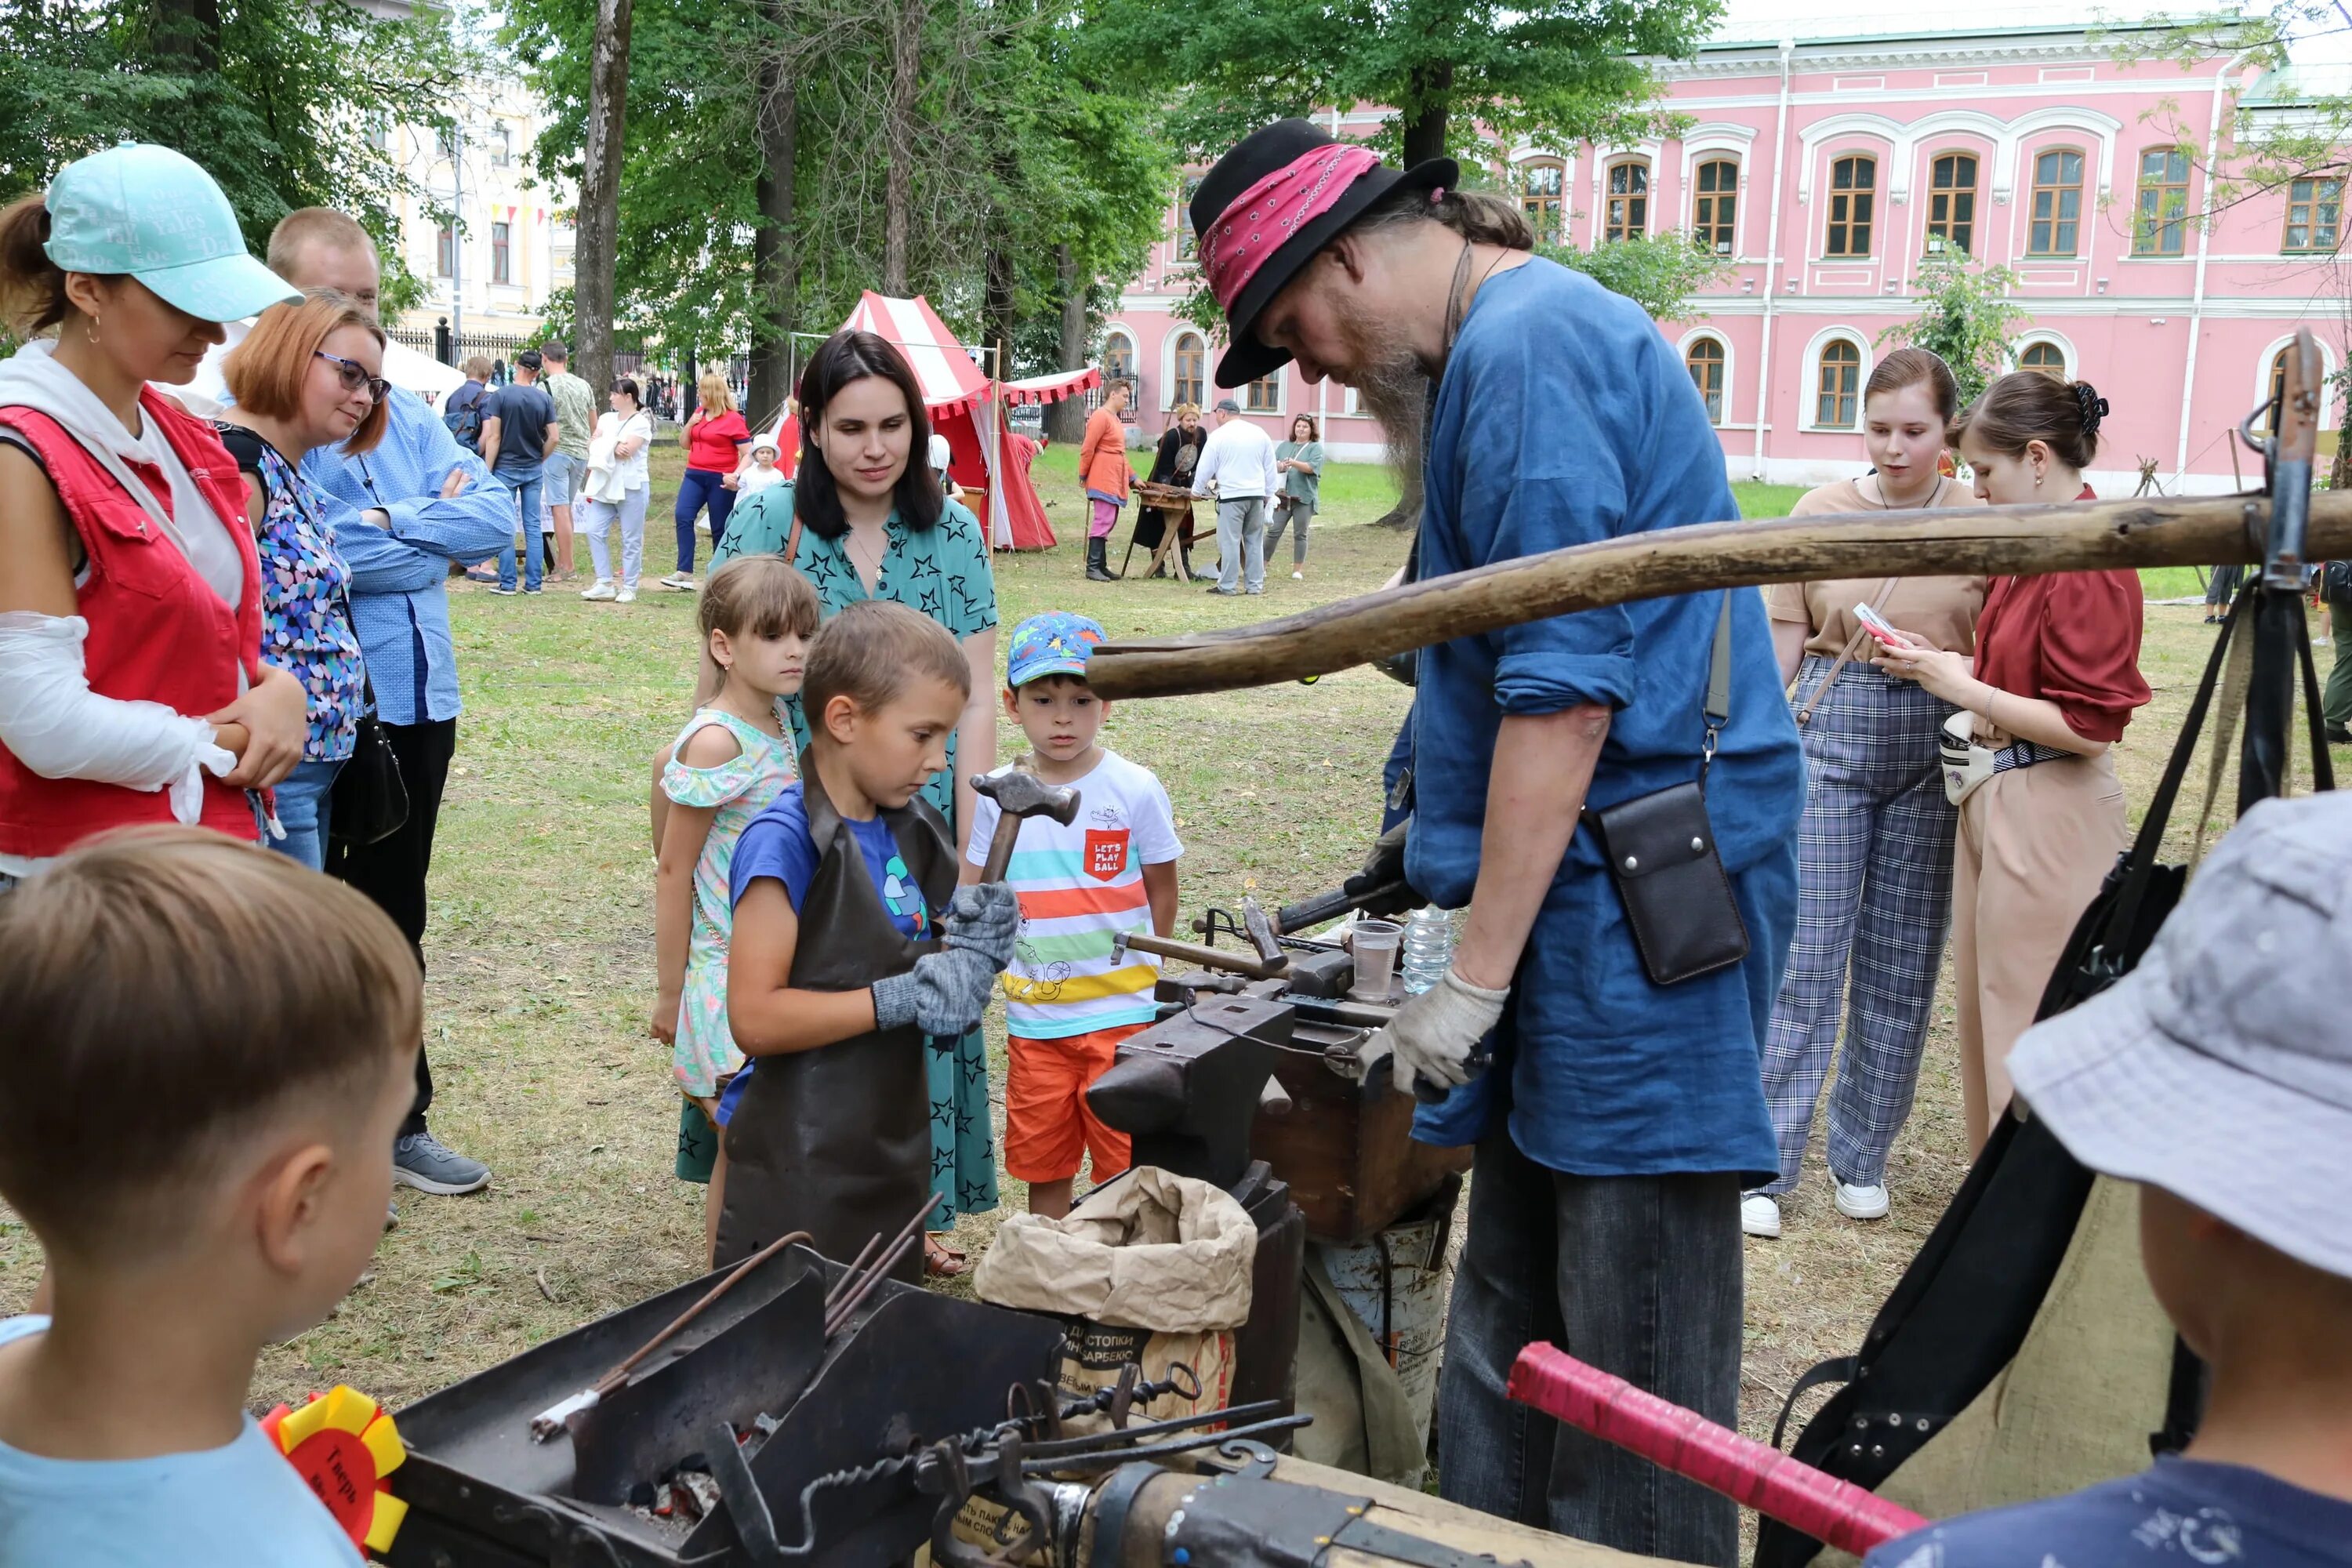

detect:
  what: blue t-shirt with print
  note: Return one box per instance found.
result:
[720,783,931,1122]
[0,1316,362,1566]
[1864,1457,2352,1568]
[1404,256,1803,1183]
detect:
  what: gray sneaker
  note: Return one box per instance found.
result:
[393,1130,492,1195]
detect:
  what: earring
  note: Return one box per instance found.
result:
[84,313,102,347]
[2034,472,2044,487]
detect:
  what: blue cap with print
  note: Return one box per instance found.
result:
[43,143,299,324]
[1006,612,1108,688]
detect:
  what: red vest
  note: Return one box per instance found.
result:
[0,390,263,857]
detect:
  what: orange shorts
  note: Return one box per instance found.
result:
[1005,1025,1139,1184]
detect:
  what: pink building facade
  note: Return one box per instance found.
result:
[1101,25,2349,495]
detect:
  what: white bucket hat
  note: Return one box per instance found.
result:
[2009,789,2352,1280]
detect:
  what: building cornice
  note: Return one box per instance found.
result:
[1659,34,2190,79]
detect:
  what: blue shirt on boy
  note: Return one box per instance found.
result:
[718,784,932,1123]
[1406,257,1804,1183]
[0,1316,361,1566]
[1864,1457,2352,1568]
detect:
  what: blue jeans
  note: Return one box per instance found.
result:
[495,470,546,590]
[1438,1131,1745,1566]
[268,757,346,873]
[673,467,736,575]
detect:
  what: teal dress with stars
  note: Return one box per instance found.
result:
[717,481,1002,1225]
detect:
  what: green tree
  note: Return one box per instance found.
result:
[0,0,476,317]
[1543,232,1726,321]
[1094,0,1720,169]
[1877,253,2031,408]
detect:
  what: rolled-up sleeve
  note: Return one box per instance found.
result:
[1450,342,1637,716]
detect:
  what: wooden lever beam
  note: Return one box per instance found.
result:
[1083,489,2352,701]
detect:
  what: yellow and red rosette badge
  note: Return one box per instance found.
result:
[260,1386,408,1555]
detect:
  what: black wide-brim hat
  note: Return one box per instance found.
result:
[1192,118,1456,388]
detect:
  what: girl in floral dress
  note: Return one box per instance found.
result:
[653,556,821,1258]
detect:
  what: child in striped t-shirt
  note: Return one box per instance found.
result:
[965,612,1182,1218]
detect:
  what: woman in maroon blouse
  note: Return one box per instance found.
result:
[1871,371,2150,1152]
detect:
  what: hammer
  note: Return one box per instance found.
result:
[971,771,1082,882]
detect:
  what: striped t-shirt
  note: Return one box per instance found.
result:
[964,750,1183,1040]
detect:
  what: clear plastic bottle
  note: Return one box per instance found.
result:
[1399,906,1456,995]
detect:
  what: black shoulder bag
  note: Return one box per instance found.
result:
[328,626,408,848]
[1580,590,1751,985]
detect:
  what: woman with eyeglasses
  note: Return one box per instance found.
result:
[0,143,310,888]
[214,292,387,869]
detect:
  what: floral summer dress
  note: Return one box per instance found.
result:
[661,706,797,1098]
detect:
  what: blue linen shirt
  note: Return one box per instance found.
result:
[299,387,512,726]
[1863,1458,2352,1568]
[1405,258,1804,1180]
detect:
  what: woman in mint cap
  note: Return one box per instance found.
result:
[0,143,310,881]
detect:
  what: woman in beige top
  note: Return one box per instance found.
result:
[1745,347,1985,1241]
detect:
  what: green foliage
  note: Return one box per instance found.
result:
[503,0,1173,373]
[1539,232,1726,321]
[0,0,477,318]
[1091,0,1721,165]
[1876,253,2031,407]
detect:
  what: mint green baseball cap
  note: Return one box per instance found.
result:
[44,143,300,323]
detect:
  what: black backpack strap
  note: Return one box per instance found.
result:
[210,419,270,478]
[1769,1355,1859,1453]
[2149,1336,2207,1459]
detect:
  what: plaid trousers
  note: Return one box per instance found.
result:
[1758,659,1958,1194]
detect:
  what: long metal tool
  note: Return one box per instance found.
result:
[822,1191,939,1338]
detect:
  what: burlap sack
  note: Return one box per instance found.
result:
[974,1167,1255,1333]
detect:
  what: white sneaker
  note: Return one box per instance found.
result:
[616,587,638,604]
[1740,1192,1782,1238]
[581,581,617,601]
[1291,570,1304,580]
[662,573,695,591]
[1832,1178,1889,1221]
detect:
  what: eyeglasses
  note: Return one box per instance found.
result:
[315,350,390,403]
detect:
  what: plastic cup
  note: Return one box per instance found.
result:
[1349,919,1403,1001]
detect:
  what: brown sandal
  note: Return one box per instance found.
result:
[923,1232,967,1278]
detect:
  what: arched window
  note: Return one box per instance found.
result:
[2267,346,2293,431]
[1693,159,1737,256]
[1244,371,1283,414]
[2029,149,2085,257]
[1171,333,1205,408]
[1826,155,1875,256]
[1926,153,1977,256]
[1521,159,1566,242]
[1605,159,1649,243]
[1817,339,1862,429]
[1103,331,1136,390]
[2133,147,2190,256]
[2020,341,2067,377]
[1685,337,1726,425]
[1176,176,1203,261]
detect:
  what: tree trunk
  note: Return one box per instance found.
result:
[982,213,1017,383]
[575,0,635,400]
[882,0,924,296]
[748,27,799,425]
[1399,62,1452,169]
[1043,245,1088,445]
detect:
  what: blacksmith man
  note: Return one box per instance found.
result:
[1189,122,1804,1563]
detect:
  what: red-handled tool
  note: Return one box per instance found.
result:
[1505,1343,1931,1559]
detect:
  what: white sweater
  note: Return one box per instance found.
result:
[1190,418,1279,500]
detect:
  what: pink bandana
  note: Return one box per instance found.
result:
[1200,144,1382,312]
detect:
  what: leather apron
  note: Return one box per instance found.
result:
[713,755,960,1275]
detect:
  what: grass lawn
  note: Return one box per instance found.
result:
[0,441,2324,1461]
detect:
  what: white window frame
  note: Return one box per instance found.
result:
[1677,329,1733,426]
[2012,331,2076,379]
[1163,328,1208,413]
[1101,327,1138,398]
[2254,335,2338,430]
[1803,328,1872,433]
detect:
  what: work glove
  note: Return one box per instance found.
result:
[1344,822,1418,922]
[1364,967,1508,1098]
[872,946,1002,1036]
[943,881,1020,970]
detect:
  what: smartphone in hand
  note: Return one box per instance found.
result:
[1853,602,1912,648]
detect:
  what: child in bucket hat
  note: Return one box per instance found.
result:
[1865,789,2352,1568]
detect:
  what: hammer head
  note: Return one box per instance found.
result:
[971,771,1080,826]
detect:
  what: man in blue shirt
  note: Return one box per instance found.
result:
[479,347,561,595]
[265,209,514,1203]
[1190,122,1802,1566]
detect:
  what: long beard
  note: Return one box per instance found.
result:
[1337,313,1432,517]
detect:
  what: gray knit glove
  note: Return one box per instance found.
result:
[944,881,1020,969]
[872,946,1001,1036]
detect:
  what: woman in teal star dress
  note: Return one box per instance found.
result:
[712,335,1002,1268]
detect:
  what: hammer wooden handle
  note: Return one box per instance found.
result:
[980,810,1026,883]
[1119,931,1284,979]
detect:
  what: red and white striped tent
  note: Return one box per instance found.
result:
[759,293,1099,551]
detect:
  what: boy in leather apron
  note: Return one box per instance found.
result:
[718,601,1019,1273]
